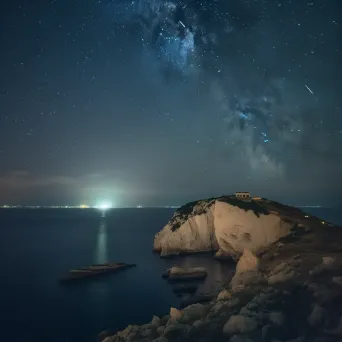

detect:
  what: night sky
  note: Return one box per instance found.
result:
[0,0,341,207]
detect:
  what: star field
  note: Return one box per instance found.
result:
[0,0,341,206]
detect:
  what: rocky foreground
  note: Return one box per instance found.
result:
[100,199,342,342]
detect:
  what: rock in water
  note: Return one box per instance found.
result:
[153,196,293,257]
[163,266,207,281]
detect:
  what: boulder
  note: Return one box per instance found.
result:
[169,307,183,321]
[116,325,139,340]
[181,303,207,323]
[268,262,295,285]
[217,289,232,301]
[193,320,205,329]
[308,304,327,326]
[310,256,336,275]
[210,300,230,316]
[269,311,285,326]
[332,276,342,286]
[223,315,258,335]
[322,256,335,265]
[231,270,264,290]
[157,326,165,335]
[151,316,161,326]
[164,323,189,337]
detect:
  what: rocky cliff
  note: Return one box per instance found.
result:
[153,196,295,257]
[101,200,342,342]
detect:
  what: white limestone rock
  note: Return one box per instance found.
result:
[322,256,335,265]
[154,198,293,256]
[236,248,260,274]
[217,289,232,301]
[169,307,183,322]
[231,250,264,289]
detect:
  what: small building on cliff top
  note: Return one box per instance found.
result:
[235,192,251,200]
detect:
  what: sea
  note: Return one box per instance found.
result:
[0,207,341,342]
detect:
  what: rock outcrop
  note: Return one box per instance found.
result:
[163,266,207,280]
[231,248,264,290]
[154,196,293,257]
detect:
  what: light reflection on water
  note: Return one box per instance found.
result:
[95,211,108,265]
[90,210,110,315]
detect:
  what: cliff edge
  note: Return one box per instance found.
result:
[153,196,299,257]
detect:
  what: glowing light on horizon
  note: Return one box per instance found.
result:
[95,201,113,210]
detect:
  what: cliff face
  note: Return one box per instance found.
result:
[153,196,293,257]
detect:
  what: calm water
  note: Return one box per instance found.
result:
[0,207,341,342]
[0,208,234,342]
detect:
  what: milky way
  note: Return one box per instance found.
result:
[106,0,341,182]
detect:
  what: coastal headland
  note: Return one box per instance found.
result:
[100,195,342,342]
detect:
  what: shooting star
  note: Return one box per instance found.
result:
[305,84,314,95]
[179,20,185,28]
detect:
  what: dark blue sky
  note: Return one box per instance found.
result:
[0,0,341,206]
